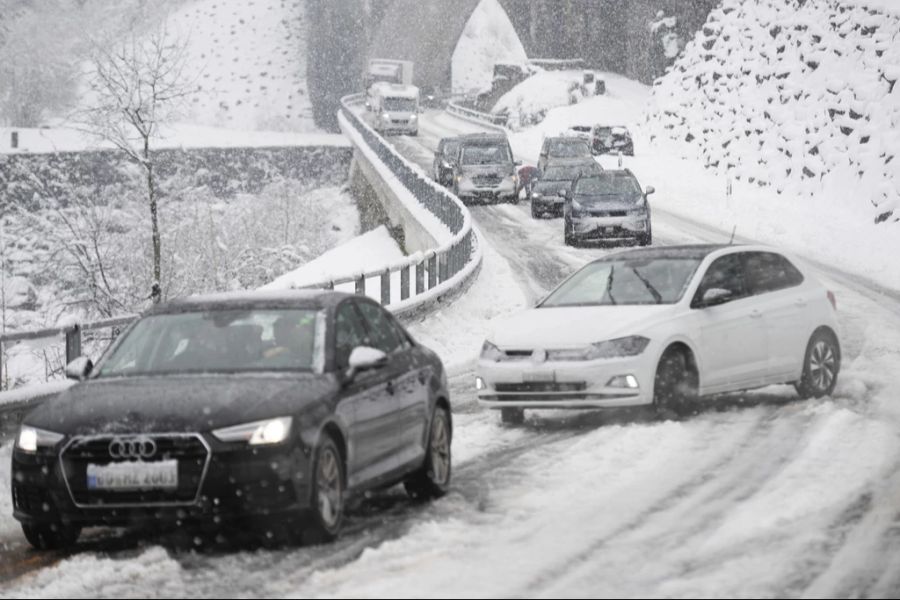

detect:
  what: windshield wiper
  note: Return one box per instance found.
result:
[631,267,663,304]
[605,266,617,305]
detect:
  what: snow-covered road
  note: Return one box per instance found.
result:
[2,104,900,597]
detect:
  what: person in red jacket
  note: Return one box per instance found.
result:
[517,164,539,199]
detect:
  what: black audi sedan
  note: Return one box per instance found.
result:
[11,291,452,549]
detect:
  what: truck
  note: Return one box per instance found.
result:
[364,59,414,109]
[370,83,420,136]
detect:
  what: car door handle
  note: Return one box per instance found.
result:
[795,299,808,307]
[750,310,763,319]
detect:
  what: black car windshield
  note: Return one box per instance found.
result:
[461,144,510,165]
[541,257,702,306]
[542,165,596,181]
[383,97,416,112]
[443,141,460,158]
[549,141,590,157]
[97,309,323,377]
[575,176,642,201]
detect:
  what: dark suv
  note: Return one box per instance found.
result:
[537,137,592,172]
[563,169,654,247]
[452,133,519,204]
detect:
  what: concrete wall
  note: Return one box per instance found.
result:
[348,147,438,255]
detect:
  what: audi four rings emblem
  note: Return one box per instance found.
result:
[109,436,157,459]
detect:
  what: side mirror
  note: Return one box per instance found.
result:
[65,356,93,381]
[697,288,733,308]
[514,160,523,167]
[645,186,656,196]
[559,188,569,198]
[346,346,388,380]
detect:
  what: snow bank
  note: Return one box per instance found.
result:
[451,0,527,95]
[261,226,404,291]
[646,0,900,224]
[492,69,586,130]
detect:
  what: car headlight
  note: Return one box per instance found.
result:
[16,426,64,453]
[381,112,392,120]
[532,192,543,199]
[481,340,505,362]
[546,336,650,361]
[213,417,293,445]
[410,114,418,121]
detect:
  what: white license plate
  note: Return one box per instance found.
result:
[87,460,178,491]
[524,371,555,383]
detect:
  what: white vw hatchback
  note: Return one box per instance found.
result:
[477,245,841,424]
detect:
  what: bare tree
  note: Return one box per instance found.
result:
[80,26,195,303]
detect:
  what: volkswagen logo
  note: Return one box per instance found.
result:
[109,436,157,460]
[532,349,547,364]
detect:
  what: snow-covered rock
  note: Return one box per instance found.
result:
[646,0,900,223]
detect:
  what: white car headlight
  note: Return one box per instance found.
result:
[213,417,293,446]
[546,336,650,361]
[481,340,505,362]
[16,426,64,453]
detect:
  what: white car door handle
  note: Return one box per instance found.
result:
[750,310,764,319]
[795,299,808,307]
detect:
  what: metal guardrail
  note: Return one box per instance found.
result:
[446,101,509,128]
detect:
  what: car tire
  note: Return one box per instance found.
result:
[22,522,81,550]
[795,329,840,399]
[500,407,525,425]
[404,406,452,501]
[305,434,345,544]
[653,348,698,419]
[531,202,541,219]
[638,226,652,246]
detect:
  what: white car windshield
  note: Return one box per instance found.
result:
[541,257,702,306]
[383,97,416,112]
[98,309,323,376]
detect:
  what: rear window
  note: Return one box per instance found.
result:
[575,175,641,196]
[461,144,511,165]
[549,140,591,158]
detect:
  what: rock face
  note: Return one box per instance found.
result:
[646,0,900,223]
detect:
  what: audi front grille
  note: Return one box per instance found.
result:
[59,433,211,508]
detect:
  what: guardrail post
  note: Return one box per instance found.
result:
[428,253,438,289]
[401,265,411,300]
[380,270,391,306]
[439,252,449,283]
[65,325,81,364]
[416,261,425,295]
[355,274,366,296]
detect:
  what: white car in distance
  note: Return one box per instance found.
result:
[477,245,841,424]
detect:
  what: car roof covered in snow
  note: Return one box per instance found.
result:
[146,289,354,315]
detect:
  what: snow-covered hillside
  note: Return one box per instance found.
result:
[452,0,527,95]
[647,0,900,224]
[167,0,317,132]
